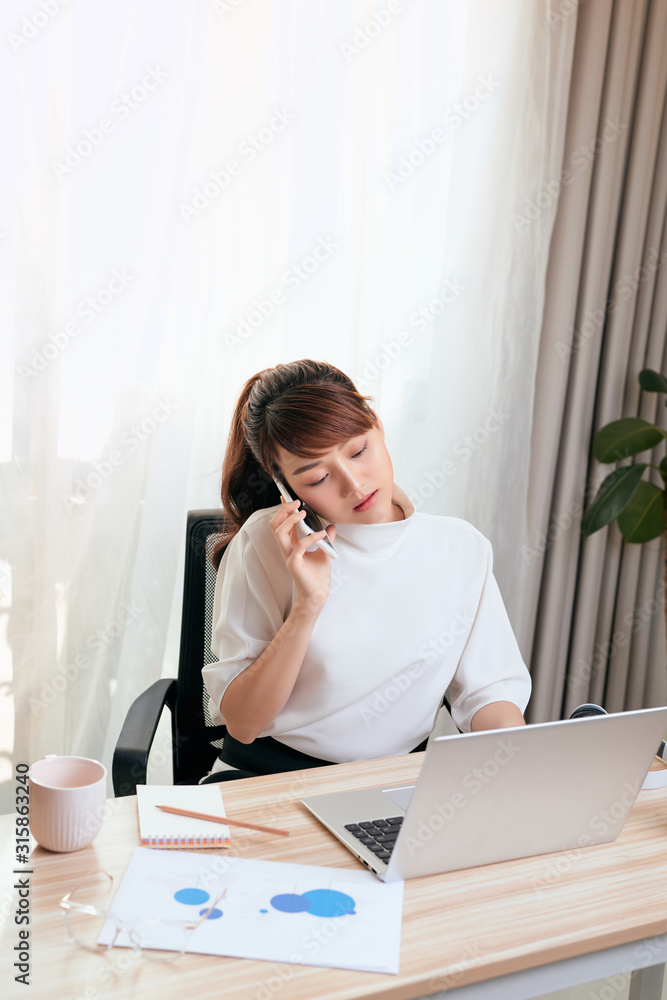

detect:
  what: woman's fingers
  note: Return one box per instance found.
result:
[271,501,306,554]
[271,509,333,603]
[271,502,335,603]
[271,498,301,531]
[293,527,327,553]
[291,522,336,553]
[272,496,300,520]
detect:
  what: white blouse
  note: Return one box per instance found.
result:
[202,483,531,763]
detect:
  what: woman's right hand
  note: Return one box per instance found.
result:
[270,497,337,607]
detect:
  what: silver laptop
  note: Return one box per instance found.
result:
[301,707,667,883]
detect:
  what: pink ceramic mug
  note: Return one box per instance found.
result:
[29,755,107,852]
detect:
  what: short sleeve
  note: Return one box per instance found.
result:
[202,527,287,725]
[447,537,531,731]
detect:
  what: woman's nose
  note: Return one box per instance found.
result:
[340,466,364,496]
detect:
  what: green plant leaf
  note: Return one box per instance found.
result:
[593,418,664,463]
[617,480,664,543]
[639,368,667,394]
[581,464,647,536]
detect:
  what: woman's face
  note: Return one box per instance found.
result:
[274,418,400,524]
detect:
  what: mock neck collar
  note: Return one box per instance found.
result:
[332,483,416,556]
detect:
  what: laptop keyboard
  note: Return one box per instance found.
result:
[344,816,404,864]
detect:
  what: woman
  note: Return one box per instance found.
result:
[202,359,530,779]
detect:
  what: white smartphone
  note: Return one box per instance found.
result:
[272,477,338,559]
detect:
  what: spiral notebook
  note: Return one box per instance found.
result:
[136,784,231,848]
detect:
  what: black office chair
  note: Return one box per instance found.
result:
[112,508,458,797]
[113,509,247,796]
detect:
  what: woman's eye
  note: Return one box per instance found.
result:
[306,442,367,487]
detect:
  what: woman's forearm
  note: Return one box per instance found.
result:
[470,701,525,731]
[219,596,324,743]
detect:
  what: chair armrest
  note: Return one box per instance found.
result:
[112,679,176,797]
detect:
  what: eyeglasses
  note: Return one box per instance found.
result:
[59,868,227,963]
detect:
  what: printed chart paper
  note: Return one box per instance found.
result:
[98,846,403,973]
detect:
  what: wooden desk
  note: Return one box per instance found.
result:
[3,753,667,1000]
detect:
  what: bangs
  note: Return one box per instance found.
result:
[260,385,376,470]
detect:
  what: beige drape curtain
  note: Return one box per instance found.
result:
[524,0,667,723]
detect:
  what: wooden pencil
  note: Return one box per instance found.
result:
[155,804,289,837]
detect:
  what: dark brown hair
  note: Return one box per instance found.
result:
[212,360,377,568]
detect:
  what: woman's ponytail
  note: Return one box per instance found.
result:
[212,370,281,567]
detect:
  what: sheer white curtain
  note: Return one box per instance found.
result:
[1,0,576,800]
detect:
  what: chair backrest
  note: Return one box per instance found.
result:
[172,509,231,784]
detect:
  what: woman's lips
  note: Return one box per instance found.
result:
[353,490,378,512]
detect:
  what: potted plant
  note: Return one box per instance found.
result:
[581,368,667,636]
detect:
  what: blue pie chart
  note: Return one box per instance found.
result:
[269,889,356,917]
[270,893,311,913]
[174,887,210,906]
